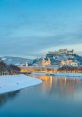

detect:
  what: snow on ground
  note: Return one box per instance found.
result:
[0,74,42,94]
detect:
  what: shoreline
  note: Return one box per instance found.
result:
[52,73,82,78]
[31,72,82,79]
[0,74,42,94]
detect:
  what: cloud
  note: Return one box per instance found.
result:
[0,32,82,56]
[0,0,82,56]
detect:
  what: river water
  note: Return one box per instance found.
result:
[0,75,82,117]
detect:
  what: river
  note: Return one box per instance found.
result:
[0,75,82,117]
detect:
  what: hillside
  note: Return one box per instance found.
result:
[0,59,20,75]
[1,56,33,66]
[33,49,82,67]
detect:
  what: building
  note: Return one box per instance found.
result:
[67,49,74,55]
[47,49,74,58]
[59,49,74,55]
[42,58,51,66]
[60,60,79,67]
[59,49,68,54]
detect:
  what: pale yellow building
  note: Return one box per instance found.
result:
[42,58,51,66]
[61,60,78,67]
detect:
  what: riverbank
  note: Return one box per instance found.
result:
[53,73,82,78]
[31,72,82,79]
[0,74,42,94]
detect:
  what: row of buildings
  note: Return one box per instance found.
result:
[41,58,79,67]
[8,49,81,69]
[39,49,80,67]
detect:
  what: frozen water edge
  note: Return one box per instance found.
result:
[0,74,42,94]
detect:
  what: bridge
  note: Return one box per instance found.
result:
[19,66,82,74]
[19,66,58,74]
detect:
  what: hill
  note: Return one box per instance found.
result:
[1,56,33,66]
[0,58,20,75]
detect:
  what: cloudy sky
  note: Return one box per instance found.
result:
[0,0,82,57]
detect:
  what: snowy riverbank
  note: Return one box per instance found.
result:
[0,74,42,94]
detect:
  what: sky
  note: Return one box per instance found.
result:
[0,0,82,57]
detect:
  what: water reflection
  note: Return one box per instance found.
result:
[0,75,82,108]
[31,75,82,99]
[0,90,20,107]
[0,75,82,117]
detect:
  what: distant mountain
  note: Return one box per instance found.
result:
[1,56,33,66]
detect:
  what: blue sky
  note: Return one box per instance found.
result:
[0,0,82,57]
